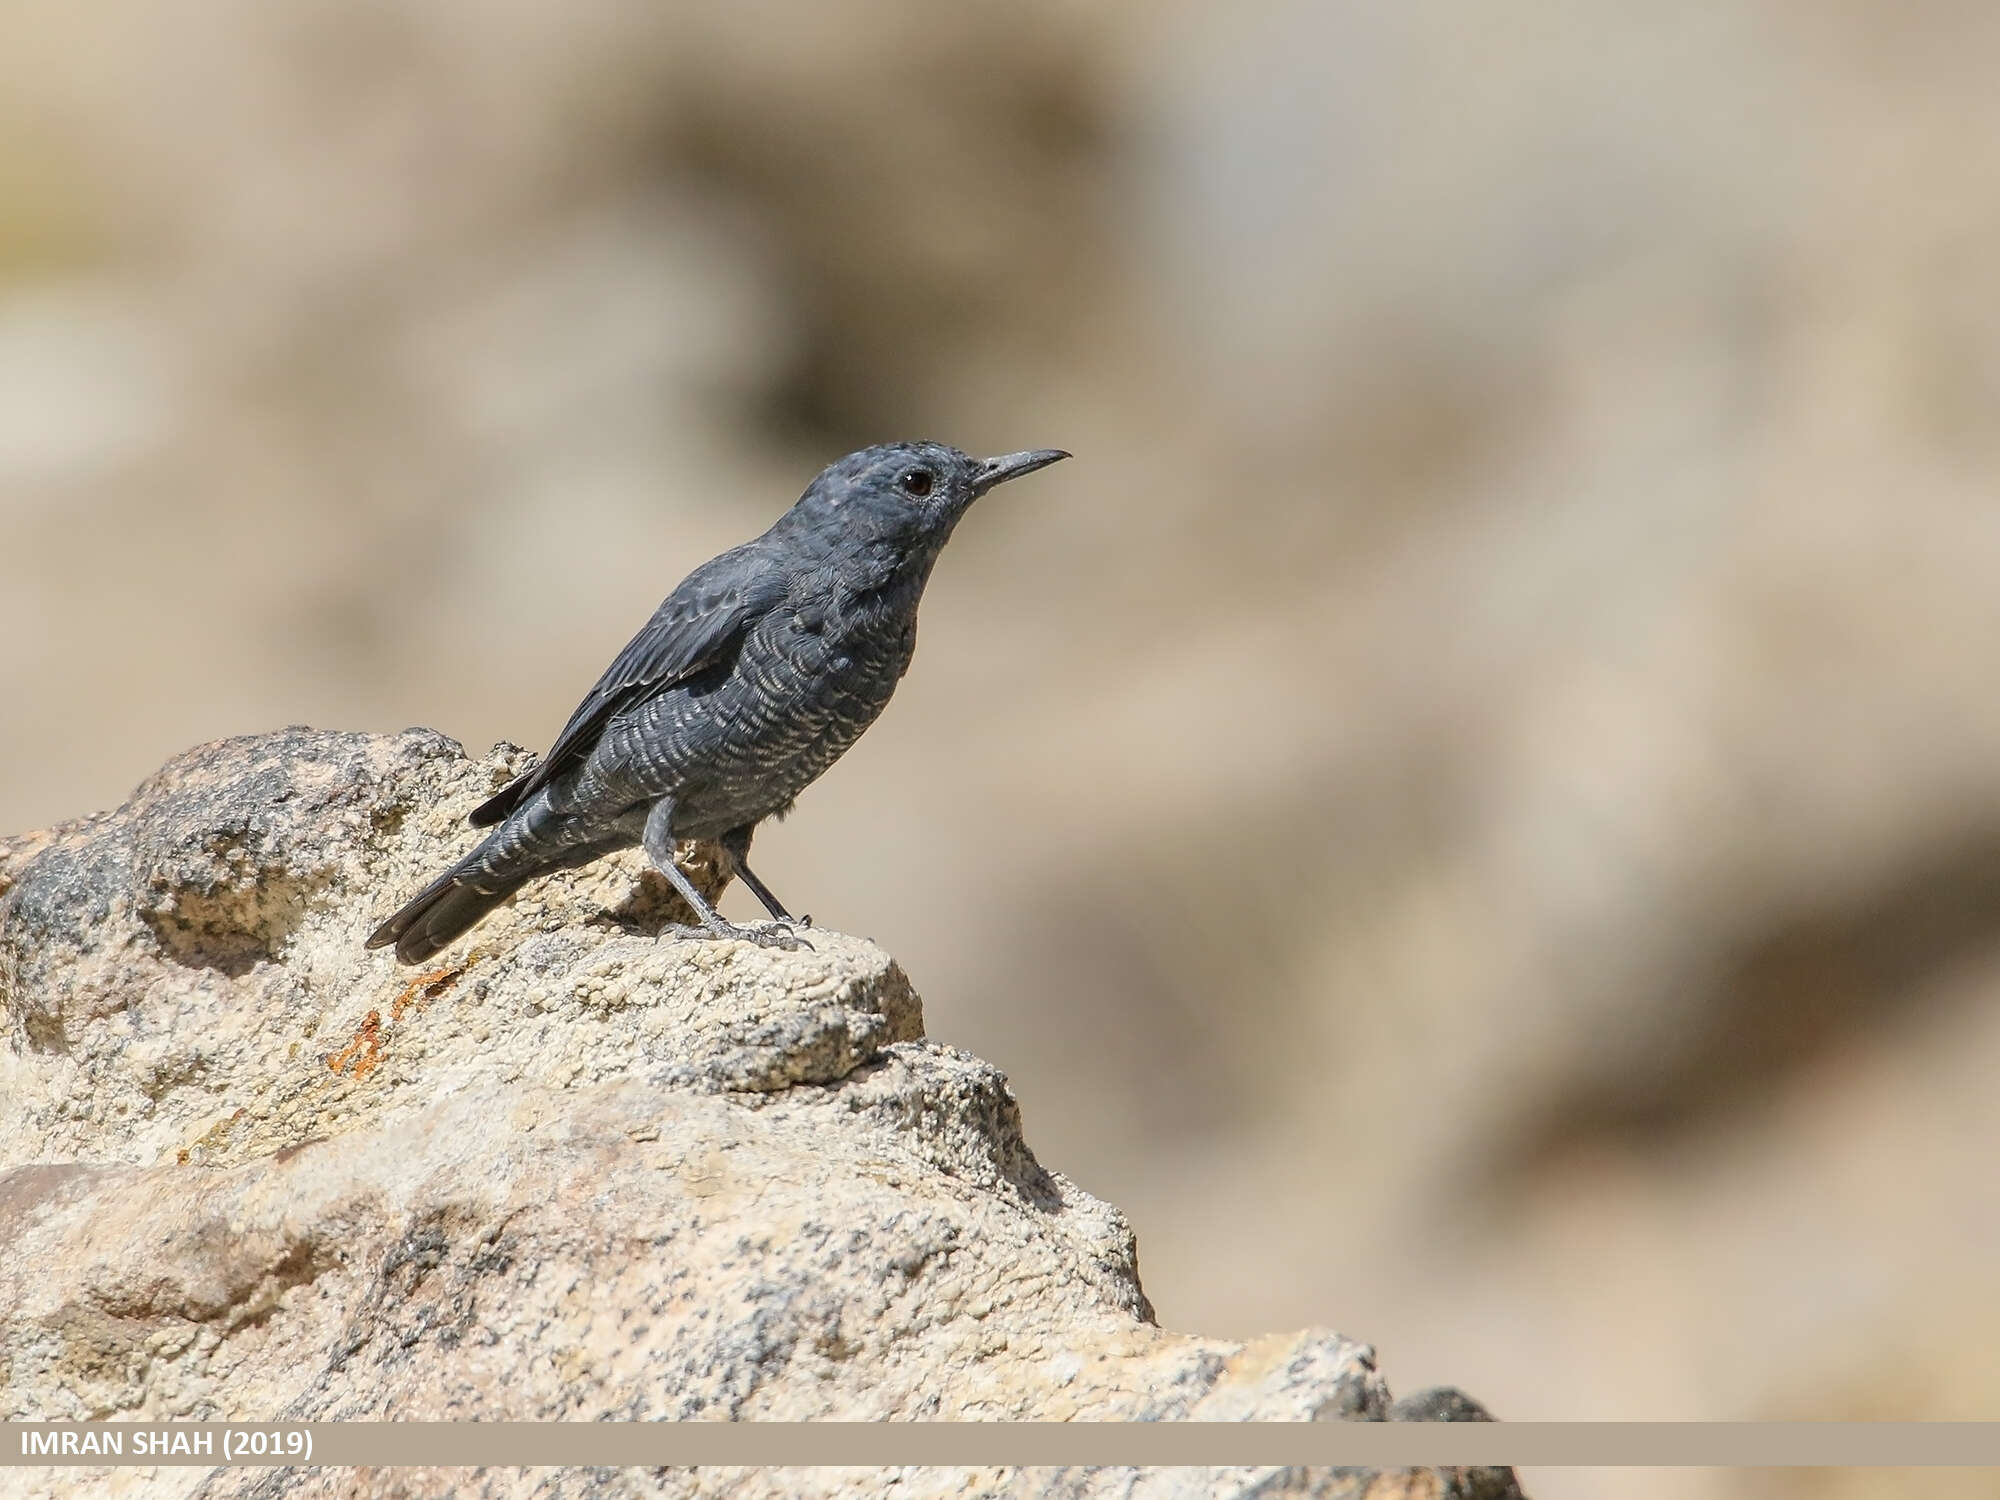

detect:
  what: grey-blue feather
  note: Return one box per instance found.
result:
[467,542,789,828]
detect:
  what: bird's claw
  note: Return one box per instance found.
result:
[745,921,813,951]
[656,920,813,952]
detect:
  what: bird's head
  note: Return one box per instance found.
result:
[786,441,1069,558]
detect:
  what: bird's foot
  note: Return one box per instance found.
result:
[736,918,814,952]
[657,919,814,952]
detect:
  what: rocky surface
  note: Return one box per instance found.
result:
[0,730,1518,1500]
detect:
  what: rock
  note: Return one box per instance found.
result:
[0,730,1521,1500]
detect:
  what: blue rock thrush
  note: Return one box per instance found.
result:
[367,441,1069,964]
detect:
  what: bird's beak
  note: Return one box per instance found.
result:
[972,448,1070,496]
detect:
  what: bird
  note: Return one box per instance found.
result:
[367,440,1069,965]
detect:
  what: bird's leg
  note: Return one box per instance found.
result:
[640,800,727,929]
[720,824,811,929]
[643,802,809,951]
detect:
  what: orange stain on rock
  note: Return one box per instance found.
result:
[391,958,471,1023]
[327,1010,384,1081]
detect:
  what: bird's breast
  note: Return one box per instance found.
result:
[592,601,918,832]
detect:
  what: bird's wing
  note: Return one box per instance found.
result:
[468,543,788,827]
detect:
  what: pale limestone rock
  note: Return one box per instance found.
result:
[0,730,1517,1500]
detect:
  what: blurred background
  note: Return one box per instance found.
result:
[5,2,2000,1494]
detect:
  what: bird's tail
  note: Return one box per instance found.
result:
[365,829,537,966]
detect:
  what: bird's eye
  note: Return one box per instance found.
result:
[898,467,935,498]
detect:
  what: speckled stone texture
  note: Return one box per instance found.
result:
[0,730,1519,1500]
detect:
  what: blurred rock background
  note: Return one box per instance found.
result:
[4,2,1998,1495]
